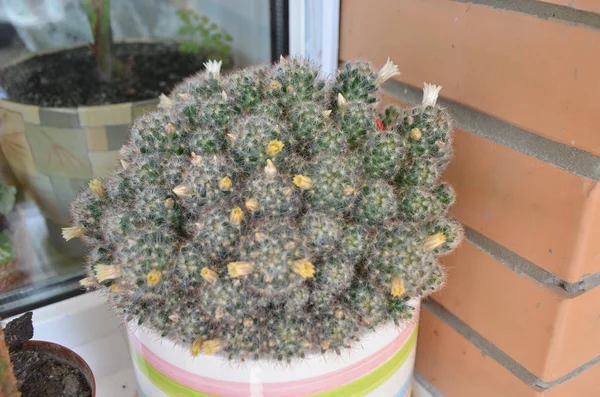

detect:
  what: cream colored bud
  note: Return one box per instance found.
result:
[245,198,260,212]
[293,175,313,190]
[424,233,447,251]
[173,185,191,197]
[95,264,121,283]
[337,93,347,109]
[343,185,355,196]
[228,261,253,278]
[201,267,218,285]
[322,110,332,118]
[89,179,105,198]
[164,198,175,209]
[265,159,278,177]
[165,123,176,135]
[158,93,174,109]
[79,277,97,289]
[120,159,130,170]
[62,226,84,241]
[202,340,224,355]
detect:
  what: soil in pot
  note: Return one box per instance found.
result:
[0,42,231,107]
[5,312,93,397]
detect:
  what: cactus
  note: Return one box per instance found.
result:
[66,57,462,362]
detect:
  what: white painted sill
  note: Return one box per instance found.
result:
[6,292,433,397]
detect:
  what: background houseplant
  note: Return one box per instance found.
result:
[0,0,233,258]
[0,182,26,294]
[66,57,462,395]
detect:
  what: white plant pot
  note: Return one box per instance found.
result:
[127,305,419,397]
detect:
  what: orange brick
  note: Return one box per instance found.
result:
[417,309,535,397]
[379,94,600,283]
[340,0,600,155]
[435,241,600,381]
[547,361,600,397]
[417,308,600,397]
[540,0,600,14]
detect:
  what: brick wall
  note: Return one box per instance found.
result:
[339,0,600,395]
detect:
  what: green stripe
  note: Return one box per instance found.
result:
[133,326,417,397]
[308,325,417,397]
[132,348,218,396]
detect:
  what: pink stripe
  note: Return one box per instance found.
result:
[130,320,416,397]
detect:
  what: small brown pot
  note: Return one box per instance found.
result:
[23,340,96,396]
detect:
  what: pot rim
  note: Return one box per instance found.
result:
[0,39,234,109]
[22,339,96,397]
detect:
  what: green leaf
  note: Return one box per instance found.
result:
[0,231,15,265]
[178,26,196,35]
[0,185,16,216]
[178,41,201,54]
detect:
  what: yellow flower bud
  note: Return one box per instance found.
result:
[164,198,175,209]
[410,128,422,141]
[293,175,313,190]
[191,339,203,357]
[219,176,232,191]
[292,259,315,278]
[229,207,244,225]
[62,226,84,241]
[202,340,224,355]
[109,283,124,293]
[89,179,105,198]
[245,198,260,212]
[270,80,281,88]
[424,233,447,251]
[321,341,330,351]
[201,267,218,285]
[266,140,285,156]
[147,270,162,286]
[391,278,405,297]
[228,261,253,278]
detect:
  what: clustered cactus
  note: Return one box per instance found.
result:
[65,57,462,362]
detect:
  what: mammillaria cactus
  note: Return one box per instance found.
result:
[65,57,463,362]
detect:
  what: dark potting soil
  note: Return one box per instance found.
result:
[11,348,92,397]
[0,42,225,107]
[5,312,92,397]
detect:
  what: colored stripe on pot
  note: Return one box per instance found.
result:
[130,324,417,397]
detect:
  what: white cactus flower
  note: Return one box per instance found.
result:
[422,83,443,107]
[204,60,223,78]
[158,93,174,109]
[377,57,400,85]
